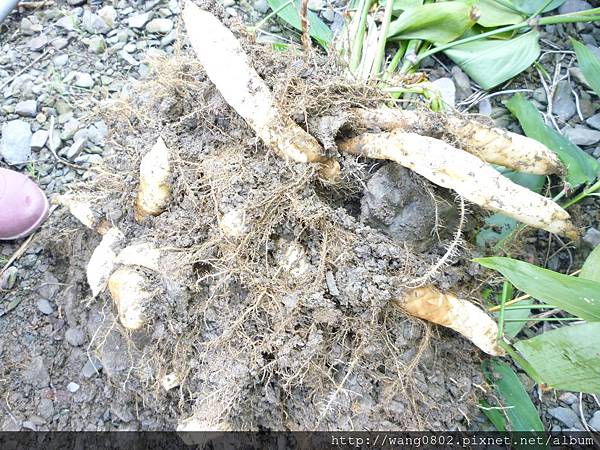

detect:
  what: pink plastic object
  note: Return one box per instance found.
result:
[0,167,50,240]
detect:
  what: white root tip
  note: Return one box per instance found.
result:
[107,267,151,330]
[220,209,249,238]
[135,137,172,222]
[398,286,505,356]
[116,243,162,272]
[86,228,125,297]
[161,372,181,391]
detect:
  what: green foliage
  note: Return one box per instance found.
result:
[514,323,600,394]
[265,0,333,48]
[506,94,600,188]
[444,31,540,90]
[482,360,544,431]
[580,245,600,283]
[475,0,524,27]
[475,257,600,322]
[572,38,600,97]
[506,0,565,15]
[388,1,477,43]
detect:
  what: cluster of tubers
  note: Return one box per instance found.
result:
[62,3,581,392]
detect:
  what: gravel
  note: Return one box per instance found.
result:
[548,407,583,429]
[15,100,38,117]
[553,80,576,121]
[589,411,600,431]
[562,125,600,146]
[36,299,54,315]
[583,227,600,247]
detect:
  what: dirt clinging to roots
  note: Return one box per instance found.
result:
[52,4,487,430]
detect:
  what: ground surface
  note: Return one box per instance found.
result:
[0,0,599,433]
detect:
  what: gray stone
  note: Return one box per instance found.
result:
[559,392,578,405]
[322,9,335,22]
[74,72,94,88]
[66,139,86,160]
[88,36,106,54]
[553,80,576,121]
[146,18,173,34]
[52,38,70,51]
[15,100,37,117]
[98,6,117,29]
[221,0,235,6]
[66,382,80,393]
[82,10,110,35]
[100,331,129,378]
[478,98,492,116]
[431,77,456,109]
[23,356,50,388]
[55,15,78,31]
[549,407,583,429]
[37,398,54,420]
[308,0,325,10]
[451,66,471,101]
[0,267,17,290]
[31,130,48,150]
[562,125,600,146]
[583,227,600,247]
[586,113,600,130]
[28,35,48,51]
[533,87,547,104]
[559,0,592,14]
[81,357,103,378]
[36,299,54,315]
[589,411,600,431]
[21,17,42,35]
[54,54,69,67]
[254,0,269,13]
[65,327,85,347]
[37,272,59,299]
[67,0,85,5]
[0,120,32,165]
[127,12,152,29]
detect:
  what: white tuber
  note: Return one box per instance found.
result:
[338,130,577,239]
[182,2,339,180]
[396,286,505,356]
[135,137,172,222]
[86,228,124,297]
[107,267,151,330]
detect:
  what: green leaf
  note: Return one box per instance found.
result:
[474,0,524,27]
[502,299,533,338]
[476,167,544,248]
[388,1,477,44]
[514,323,600,394]
[475,256,600,322]
[482,360,544,431]
[266,0,333,48]
[386,0,422,15]
[572,39,600,98]
[506,94,600,188]
[507,0,565,15]
[443,30,540,90]
[581,245,600,283]
[479,399,507,431]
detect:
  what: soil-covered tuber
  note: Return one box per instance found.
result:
[135,137,172,222]
[107,267,151,330]
[338,130,577,238]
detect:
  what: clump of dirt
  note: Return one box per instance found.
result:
[46,1,487,431]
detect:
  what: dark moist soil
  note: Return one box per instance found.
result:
[0,1,489,431]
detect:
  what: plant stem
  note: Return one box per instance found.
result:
[248,0,295,32]
[561,178,600,209]
[350,0,373,73]
[400,39,421,73]
[504,317,581,322]
[497,281,510,340]
[383,42,408,80]
[502,304,557,310]
[371,0,394,79]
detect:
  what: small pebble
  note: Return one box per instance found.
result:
[36,299,54,315]
[67,382,80,393]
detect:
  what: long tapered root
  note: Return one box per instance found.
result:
[183,2,339,180]
[394,286,504,356]
[351,107,562,176]
[338,130,577,238]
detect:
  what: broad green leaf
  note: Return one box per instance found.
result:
[479,399,507,431]
[385,0,422,15]
[444,31,540,90]
[581,245,600,283]
[476,167,544,248]
[475,256,600,322]
[506,94,600,188]
[515,323,600,394]
[502,299,533,338]
[482,360,544,431]
[474,0,524,27]
[572,39,600,98]
[507,0,565,15]
[266,0,333,48]
[388,2,477,44]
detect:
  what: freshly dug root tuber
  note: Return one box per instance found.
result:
[182,2,339,180]
[350,107,562,176]
[55,195,110,234]
[135,137,172,222]
[87,228,124,297]
[338,130,577,238]
[107,267,151,330]
[394,286,504,356]
[116,242,162,272]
